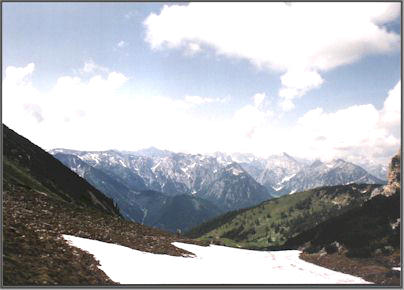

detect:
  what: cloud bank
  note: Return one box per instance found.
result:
[3,62,400,165]
[144,2,400,111]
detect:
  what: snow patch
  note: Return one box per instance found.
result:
[288,190,297,195]
[392,267,401,271]
[151,161,161,172]
[280,173,296,184]
[231,168,243,176]
[63,235,372,285]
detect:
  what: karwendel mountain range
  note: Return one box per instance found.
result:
[49,145,384,232]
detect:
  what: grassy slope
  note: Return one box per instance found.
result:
[186,184,381,249]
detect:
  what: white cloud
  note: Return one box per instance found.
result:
[290,81,401,162]
[187,43,201,53]
[117,40,127,48]
[4,63,35,85]
[3,63,44,127]
[184,95,229,106]
[279,99,295,112]
[80,59,109,75]
[278,69,324,111]
[3,62,129,150]
[144,2,400,110]
[3,63,400,166]
[253,93,266,108]
[379,81,401,131]
[185,95,211,105]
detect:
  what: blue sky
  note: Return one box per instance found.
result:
[3,2,401,164]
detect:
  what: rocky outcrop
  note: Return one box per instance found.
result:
[371,150,400,198]
[383,150,400,196]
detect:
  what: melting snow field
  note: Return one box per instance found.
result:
[63,235,371,285]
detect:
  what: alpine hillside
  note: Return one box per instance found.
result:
[186,183,381,249]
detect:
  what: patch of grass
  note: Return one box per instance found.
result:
[187,184,380,249]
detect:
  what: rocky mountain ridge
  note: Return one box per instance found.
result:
[51,147,384,200]
[50,148,275,212]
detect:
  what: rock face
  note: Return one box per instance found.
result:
[384,150,400,197]
[371,150,400,198]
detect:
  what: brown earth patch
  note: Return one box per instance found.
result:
[300,251,400,286]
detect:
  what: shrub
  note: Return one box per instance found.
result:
[325,243,338,254]
[346,247,372,258]
[304,244,321,254]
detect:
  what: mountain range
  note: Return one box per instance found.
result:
[48,147,385,232]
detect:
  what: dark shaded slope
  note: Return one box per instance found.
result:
[153,194,223,232]
[3,125,119,215]
[284,193,400,254]
[283,151,401,286]
[284,151,400,254]
[282,193,400,286]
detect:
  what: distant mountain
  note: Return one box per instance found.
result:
[357,161,388,181]
[52,151,224,232]
[50,149,151,192]
[209,152,383,198]
[186,183,381,249]
[276,159,385,195]
[131,146,173,159]
[257,153,304,194]
[51,149,274,211]
[52,152,144,221]
[49,147,386,231]
[200,162,273,210]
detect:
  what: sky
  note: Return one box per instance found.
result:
[2,2,401,165]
